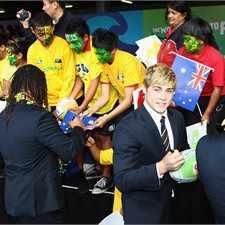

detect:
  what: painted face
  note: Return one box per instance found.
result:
[95,48,112,64]
[7,54,17,65]
[42,0,55,18]
[145,84,175,114]
[7,47,17,65]
[65,33,84,53]
[184,34,204,53]
[167,8,186,28]
[34,26,54,46]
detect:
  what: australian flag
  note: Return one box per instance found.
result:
[172,54,213,111]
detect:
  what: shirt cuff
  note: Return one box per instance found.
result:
[156,163,164,185]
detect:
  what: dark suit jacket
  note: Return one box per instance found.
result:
[0,103,84,217]
[113,105,188,224]
[196,133,225,223]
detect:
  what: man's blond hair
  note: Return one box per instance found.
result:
[144,63,176,89]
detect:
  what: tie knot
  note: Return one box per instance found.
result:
[160,116,165,124]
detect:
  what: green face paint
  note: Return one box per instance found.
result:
[42,35,52,46]
[7,45,18,65]
[95,48,112,64]
[8,54,17,65]
[65,33,84,53]
[184,34,204,53]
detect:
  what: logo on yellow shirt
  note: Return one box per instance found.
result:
[117,73,124,83]
[36,59,43,64]
[76,64,89,80]
[55,58,62,63]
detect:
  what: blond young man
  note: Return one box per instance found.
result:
[113,63,188,224]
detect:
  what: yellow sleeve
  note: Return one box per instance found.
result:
[100,69,110,83]
[59,45,75,100]
[123,59,145,87]
[2,63,16,81]
[89,62,102,80]
[99,148,113,165]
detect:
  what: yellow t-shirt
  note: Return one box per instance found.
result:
[100,149,122,212]
[27,36,75,106]
[2,63,17,81]
[0,57,16,96]
[75,42,118,114]
[0,57,8,94]
[101,49,145,100]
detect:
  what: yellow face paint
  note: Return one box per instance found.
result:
[35,26,54,46]
[36,26,53,37]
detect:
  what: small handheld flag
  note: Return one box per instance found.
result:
[172,54,213,111]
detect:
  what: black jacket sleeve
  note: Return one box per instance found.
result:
[36,111,85,162]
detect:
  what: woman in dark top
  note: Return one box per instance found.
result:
[157,0,192,66]
[0,64,85,224]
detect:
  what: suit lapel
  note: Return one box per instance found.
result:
[139,106,165,154]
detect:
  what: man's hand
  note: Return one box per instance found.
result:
[74,105,85,115]
[82,107,97,117]
[16,9,31,28]
[94,114,109,128]
[85,136,96,148]
[201,112,210,124]
[156,150,184,176]
[69,117,84,129]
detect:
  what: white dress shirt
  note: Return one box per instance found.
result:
[143,101,175,181]
[144,101,174,149]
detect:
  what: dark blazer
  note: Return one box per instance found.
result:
[196,133,225,223]
[0,103,84,217]
[113,105,188,224]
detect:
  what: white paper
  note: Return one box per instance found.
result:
[186,122,207,150]
[98,212,124,225]
[136,35,161,47]
[0,101,6,113]
[135,35,162,67]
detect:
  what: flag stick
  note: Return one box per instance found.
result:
[196,103,203,117]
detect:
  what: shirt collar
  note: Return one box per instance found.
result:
[83,36,91,52]
[143,101,168,121]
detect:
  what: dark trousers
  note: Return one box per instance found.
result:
[11,209,63,224]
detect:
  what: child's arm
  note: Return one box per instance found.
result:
[86,136,113,165]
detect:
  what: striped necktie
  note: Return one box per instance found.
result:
[160,116,170,152]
